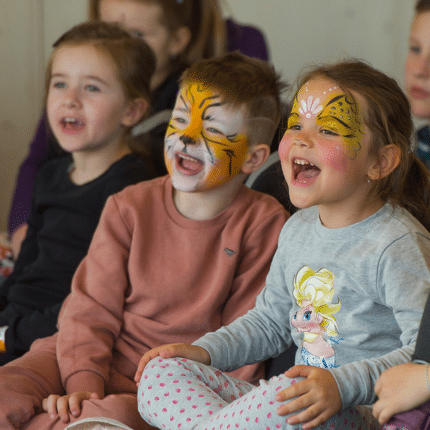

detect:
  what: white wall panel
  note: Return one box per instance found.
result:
[0,0,44,230]
[225,0,415,92]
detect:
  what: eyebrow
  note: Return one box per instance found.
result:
[174,106,189,114]
[50,73,110,86]
[318,114,352,130]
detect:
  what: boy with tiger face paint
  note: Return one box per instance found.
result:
[164,52,287,216]
[165,83,249,193]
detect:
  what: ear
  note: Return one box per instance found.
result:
[168,26,192,57]
[241,144,271,175]
[367,144,401,180]
[121,98,149,127]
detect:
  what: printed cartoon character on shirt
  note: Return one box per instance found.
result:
[291,266,341,368]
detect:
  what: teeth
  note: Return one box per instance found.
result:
[294,159,314,166]
[179,153,199,162]
[64,118,77,123]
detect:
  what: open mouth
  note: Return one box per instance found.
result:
[292,158,321,183]
[175,152,204,175]
[61,117,84,132]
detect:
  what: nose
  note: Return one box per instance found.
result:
[180,135,195,145]
[414,55,430,79]
[63,88,80,108]
[294,133,312,148]
[180,135,196,148]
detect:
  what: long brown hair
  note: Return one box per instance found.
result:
[293,59,430,228]
[89,0,226,71]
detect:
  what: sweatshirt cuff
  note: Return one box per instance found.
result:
[65,370,105,397]
[0,326,8,353]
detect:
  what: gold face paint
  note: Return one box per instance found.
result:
[164,82,249,192]
[317,93,364,158]
[288,88,365,159]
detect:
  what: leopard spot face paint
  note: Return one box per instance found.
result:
[164,81,249,192]
[289,85,365,159]
[279,78,375,216]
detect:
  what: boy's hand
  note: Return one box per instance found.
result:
[275,365,342,430]
[42,392,100,423]
[134,343,210,383]
[373,362,430,425]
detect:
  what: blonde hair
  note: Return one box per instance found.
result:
[46,21,156,155]
[293,266,341,338]
[89,0,226,73]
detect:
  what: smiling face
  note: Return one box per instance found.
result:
[164,82,249,193]
[279,78,376,219]
[405,11,430,119]
[47,44,135,155]
[291,301,323,334]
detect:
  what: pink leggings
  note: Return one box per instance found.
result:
[138,357,380,430]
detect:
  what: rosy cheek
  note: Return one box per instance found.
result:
[278,132,293,160]
[319,141,349,172]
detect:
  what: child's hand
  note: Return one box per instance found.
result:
[134,343,210,383]
[42,392,100,423]
[274,365,342,430]
[373,362,430,425]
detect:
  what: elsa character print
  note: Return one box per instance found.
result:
[291,266,341,368]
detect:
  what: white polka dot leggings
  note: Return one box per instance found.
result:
[137,357,380,430]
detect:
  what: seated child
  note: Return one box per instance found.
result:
[0,51,289,430]
[373,292,430,430]
[0,21,156,364]
[135,59,430,430]
[404,0,430,168]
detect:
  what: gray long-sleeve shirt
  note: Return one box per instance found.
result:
[194,203,430,409]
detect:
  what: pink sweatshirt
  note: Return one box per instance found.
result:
[57,176,288,392]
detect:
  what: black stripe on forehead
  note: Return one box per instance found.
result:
[326,94,344,106]
[180,94,191,113]
[193,83,222,109]
[325,94,357,110]
[199,95,220,109]
[202,101,227,121]
[182,85,196,112]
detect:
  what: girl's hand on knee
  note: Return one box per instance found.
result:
[42,392,100,423]
[134,344,211,383]
[274,365,342,430]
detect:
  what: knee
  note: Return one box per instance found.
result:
[139,357,177,389]
[261,373,305,399]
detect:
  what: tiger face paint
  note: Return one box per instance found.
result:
[164,82,249,192]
